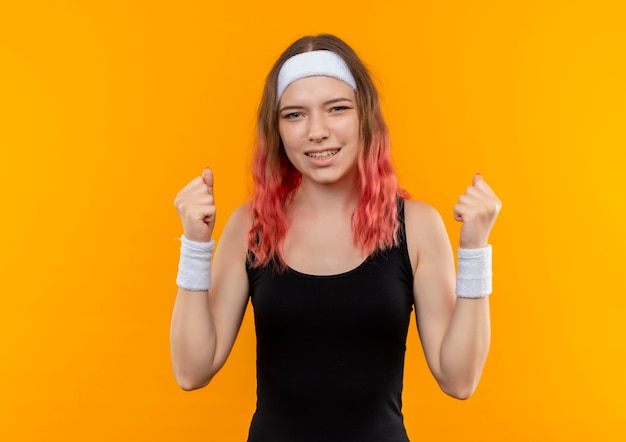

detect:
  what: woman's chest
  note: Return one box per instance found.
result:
[282,218,365,275]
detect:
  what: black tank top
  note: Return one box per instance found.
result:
[246,200,414,442]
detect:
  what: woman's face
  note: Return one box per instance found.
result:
[277,75,360,187]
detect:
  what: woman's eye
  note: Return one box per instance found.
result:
[330,106,347,113]
[285,112,302,119]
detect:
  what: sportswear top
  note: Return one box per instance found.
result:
[246,200,414,442]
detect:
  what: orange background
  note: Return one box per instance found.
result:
[1,0,624,440]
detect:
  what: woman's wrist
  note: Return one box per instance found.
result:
[176,235,215,291]
[456,245,492,298]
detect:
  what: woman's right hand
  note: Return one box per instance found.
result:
[174,168,216,243]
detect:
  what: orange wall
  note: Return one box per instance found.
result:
[1,1,624,440]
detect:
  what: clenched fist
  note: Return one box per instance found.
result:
[454,174,502,249]
[174,168,216,243]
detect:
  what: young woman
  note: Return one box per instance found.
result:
[171,34,501,441]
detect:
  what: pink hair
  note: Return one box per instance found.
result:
[248,137,301,268]
[353,111,410,255]
[248,35,409,269]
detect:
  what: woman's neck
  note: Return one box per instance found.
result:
[290,177,360,218]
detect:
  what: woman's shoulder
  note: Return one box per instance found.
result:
[403,198,443,227]
[227,202,253,227]
[218,202,252,249]
[402,199,449,268]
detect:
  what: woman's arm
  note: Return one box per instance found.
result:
[170,169,250,390]
[406,175,501,399]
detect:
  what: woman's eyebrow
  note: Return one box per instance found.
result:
[278,104,305,113]
[279,97,354,113]
[324,97,354,106]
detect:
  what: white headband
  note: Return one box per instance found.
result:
[276,50,357,103]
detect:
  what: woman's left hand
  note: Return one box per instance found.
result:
[454,174,502,249]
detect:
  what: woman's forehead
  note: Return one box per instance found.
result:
[279,76,356,107]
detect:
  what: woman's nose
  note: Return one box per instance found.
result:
[308,115,330,142]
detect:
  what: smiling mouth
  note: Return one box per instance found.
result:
[306,149,340,159]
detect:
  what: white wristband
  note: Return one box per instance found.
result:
[176,235,215,291]
[456,245,492,298]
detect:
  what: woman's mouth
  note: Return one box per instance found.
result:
[305,149,340,159]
